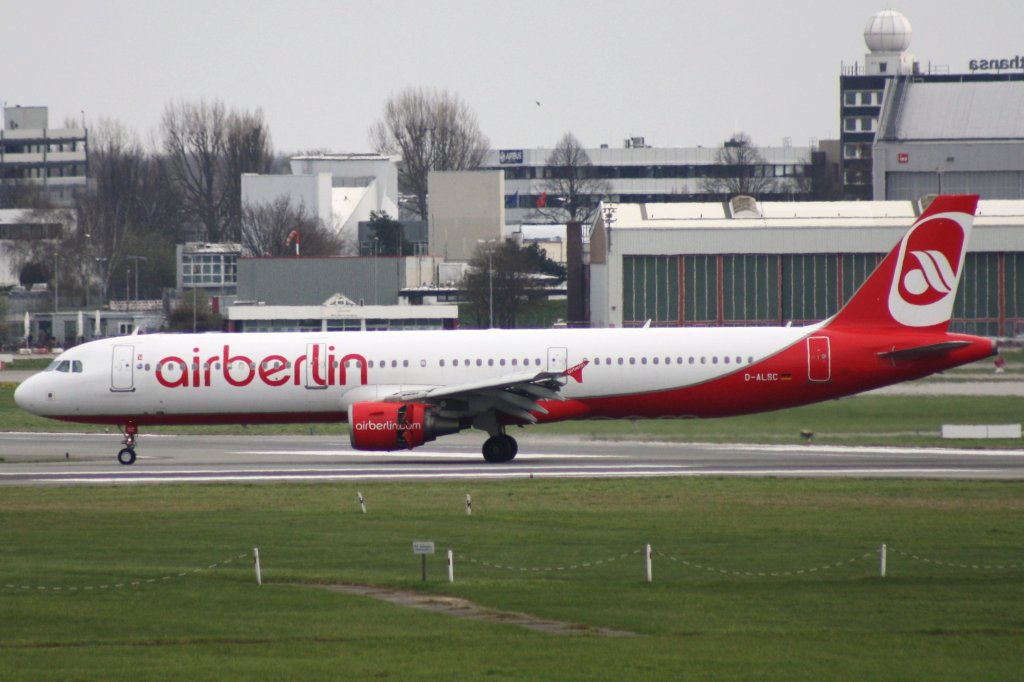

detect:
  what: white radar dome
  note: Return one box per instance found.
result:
[864,9,912,52]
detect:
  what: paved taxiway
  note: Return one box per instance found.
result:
[1,431,1022,486]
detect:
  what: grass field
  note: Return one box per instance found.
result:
[1,479,1021,680]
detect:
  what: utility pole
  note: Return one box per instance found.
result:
[126,255,147,307]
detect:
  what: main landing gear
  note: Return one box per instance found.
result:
[482,433,518,463]
[117,422,138,466]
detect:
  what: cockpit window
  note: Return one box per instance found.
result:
[45,360,61,372]
[72,360,83,373]
[56,360,71,373]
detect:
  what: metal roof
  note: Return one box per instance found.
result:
[883,81,1024,140]
[600,199,1024,230]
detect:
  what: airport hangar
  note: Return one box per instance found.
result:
[588,196,1024,337]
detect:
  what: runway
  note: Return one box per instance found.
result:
[1,431,1023,486]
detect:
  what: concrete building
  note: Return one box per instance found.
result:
[0,208,65,286]
[427,170,505,261]
[241,153,400,247]
[227,293,457,333]
[589,197,1024,337]
[1,106,88,206]
[235,254,440,307]
[839,9,1024,200]
[228,255,454,332]
[483,141,814,225]
[873,80,1024,200]
[176,242,241,300]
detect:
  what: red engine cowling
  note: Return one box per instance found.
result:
[348,401,460,451]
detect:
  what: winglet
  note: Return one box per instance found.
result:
[564,359,589,383]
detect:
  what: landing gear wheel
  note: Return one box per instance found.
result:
[117,448,137,466]
[505,434,518,458]
[482,435,517,463]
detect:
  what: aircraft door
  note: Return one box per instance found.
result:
[305,342,328,389]
[807,336,831,383]
[111,345,135,392]
[547,347,568,373]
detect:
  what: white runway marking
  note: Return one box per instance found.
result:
[15,467,1004,485]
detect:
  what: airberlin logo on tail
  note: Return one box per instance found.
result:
[888,213,967,327]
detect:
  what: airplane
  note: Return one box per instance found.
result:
[14,194,995,465]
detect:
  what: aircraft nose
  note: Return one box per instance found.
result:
[14,376,41,413]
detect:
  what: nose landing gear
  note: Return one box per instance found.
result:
[117,422,138,465]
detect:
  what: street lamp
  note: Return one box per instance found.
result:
[126,255,147,308]
[477,239,496,329]
[94,257,108,306]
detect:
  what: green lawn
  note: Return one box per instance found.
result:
[1,479,1021,680]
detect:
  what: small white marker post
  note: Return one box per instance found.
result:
[357,492,366,514]
[644,543,653,583]
[447,550,455,583]
[253,547,262,586]
[880,543,887,578]
[465,494,472,516]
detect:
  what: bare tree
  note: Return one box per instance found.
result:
[224,109,274,238]
[76,119,185,303]
[462,240,546,329]
[162,99,229,242]
[368,87,489,220]
[538,132,611,224]
[699,132,777,198]
[241,196,346,257]
[162,100,272,243]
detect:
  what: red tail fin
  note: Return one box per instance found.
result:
[826,195,978,333]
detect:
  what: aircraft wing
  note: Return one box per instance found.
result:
[383,360,588,423]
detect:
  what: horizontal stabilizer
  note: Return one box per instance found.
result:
[877,340,972,362]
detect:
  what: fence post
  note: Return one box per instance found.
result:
[447,550,455,583]
[465,494,472,515]
[644,543,653,583]
[880,543,887,578]
[253,547,262,585]
[358,492,366,514]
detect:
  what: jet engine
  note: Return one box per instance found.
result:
[348,401,461,451]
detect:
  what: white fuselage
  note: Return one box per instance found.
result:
[16,326,819,424]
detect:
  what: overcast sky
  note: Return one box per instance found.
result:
[5,1,1022,154]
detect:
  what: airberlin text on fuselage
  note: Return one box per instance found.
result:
[155,345,368,388]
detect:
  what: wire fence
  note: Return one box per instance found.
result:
[1,552,249,592]
[4,543,1021,593]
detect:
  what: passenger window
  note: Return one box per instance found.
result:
[499,359,506,366]
[440,359,445,367]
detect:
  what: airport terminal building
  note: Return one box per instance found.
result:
[840,9,1024,200]
[589,197,1024,337]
